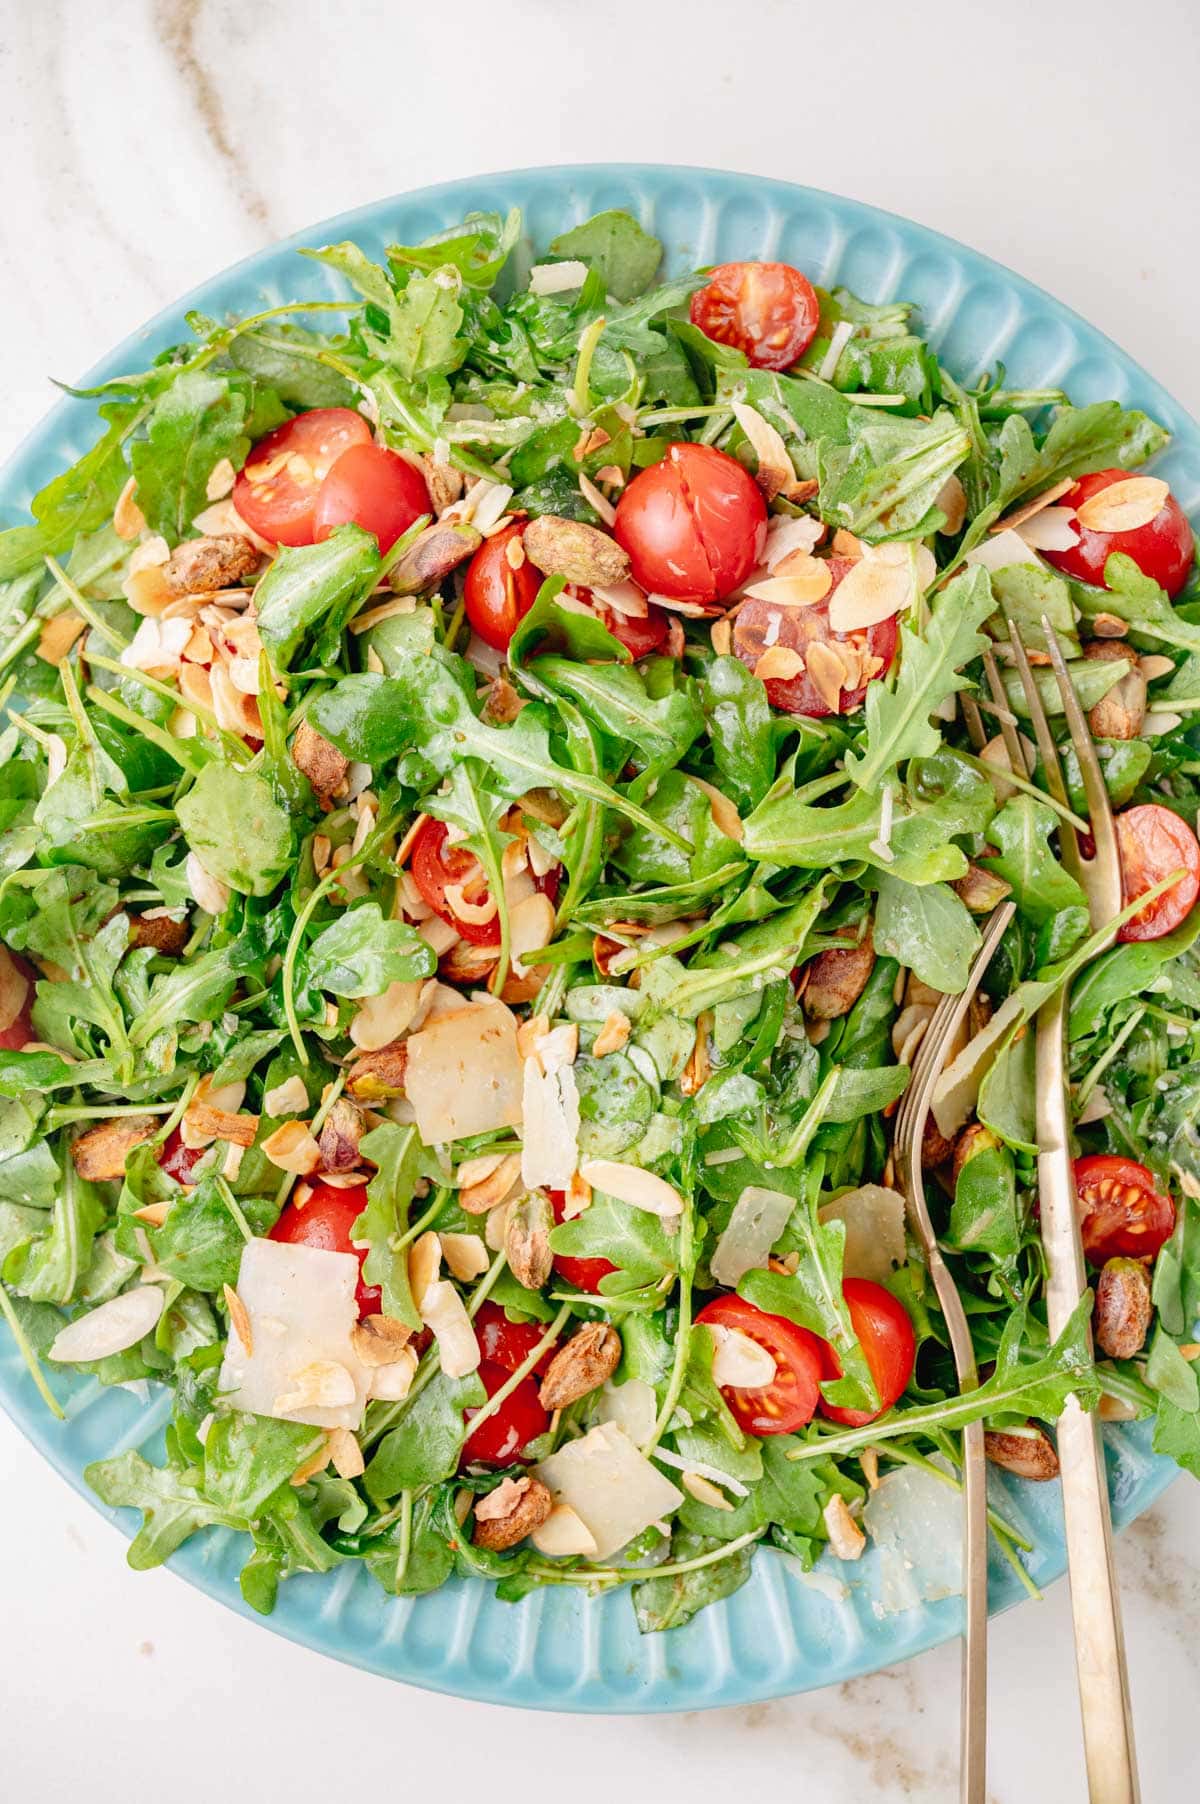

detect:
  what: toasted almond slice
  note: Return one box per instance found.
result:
[113,474,146,540]
[440,1230,490,1281]
[530,1502,599,1557]
[460,1150,523,1214]
[681,1470,735,1511]
[687,774,743,843]
[421,1278,481,1379]
[753,644,805,682]
[289,1435,333,1486]
[935,473,967,535]
[37,611,87,666]
[328,1425,365,1479]
[823,1493,866,1560]
[444,881,498,926]
[408,1230,442,1311]
[275,1360,357,1414]
[710,616,733,656]
[206,457,237,501]
[805,640,849,712]
[261,1119,321,1175]
[832,528,863,558]
[592,1010,633,1058]
[709,1323,777,1388]
[1015,506,1079,553]
[745,561,832,607]
[223,1283,253,1356]
[369,1347,419,1401]
[1076,475,1170,533]
[350,1313,414,1367]
[1140,653,1176,681]
[510,890,555,977]
[455,1151,507,1189]
[578,471,617,526]
[731,401,795,500]
[827,553,914,632]
[989,477,1077,534]
[579,1159,683,1220]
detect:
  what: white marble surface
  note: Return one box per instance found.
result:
[3,2,1200,1798]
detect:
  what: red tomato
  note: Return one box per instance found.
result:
[0,948,35,1051]
[614,443,766,606]
[695,1295,824,1436]
[549,1188,616,1295]
[474,1300,557,1375]
[158,1128,205,1186]
[409,818,501,947]
[818,1279,916,1428]
[461,1358,549,1467]
[1115,803,1200,941]
[591,597,671,659]
[1074,1155,1176,1265]
[731,559,898,716]
[312,442,430,553]
[1042,468,1195,599]
[232,408,372,546]
[269,1181,380,1316]
[464,522,543,651]
[690,262,820,372]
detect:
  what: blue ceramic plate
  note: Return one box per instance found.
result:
[1,165,1195,1713]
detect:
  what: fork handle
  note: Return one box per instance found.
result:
[960,1415,989,1803]
[1037,991,1141,1804]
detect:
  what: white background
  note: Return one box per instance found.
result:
[3,2,1200,1797]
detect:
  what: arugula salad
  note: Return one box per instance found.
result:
[1,202,1199,1635]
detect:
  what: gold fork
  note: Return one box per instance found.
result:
[893,856,1014,1804]
[1002,610,1141,1804]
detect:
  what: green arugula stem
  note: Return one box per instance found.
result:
[43,556,131,649]
[641,1197,695,1456]
[215,1178,254,1244]
[957,748,1090,832]
[526,1527,765,1587]
[393,1489,413,1591]
[0,1285,64,1419]
[462,1305,571,1441]
[1074,1006,1146,1112]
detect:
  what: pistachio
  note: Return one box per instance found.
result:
[522,514,631,588]
[70,1116,158,1182]
[800,928,875,1021]
[390,521,482,595]
[504,1190,555,1290]
[952,864,1013,914]
[951,1121,1001,1188]
[162,534,259,597]
[1083,640,1146,741]
[291,719,350,803]
[471,1474,554,1550]
[345,1040,408,1101]
[984,1425,1060,1481]
[318,1096,366,1173]
[539,1323,622,1410]
[1094,1257,1152,1359]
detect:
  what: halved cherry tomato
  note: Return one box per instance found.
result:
[0,947,36,1051]
[464,522,543,651]
[818,1279,916,1428]
[690,262,820,372]
[269,1180,380,1317]
[312,442,430,553]
[1042,468,1195,599]
[1074,1154,1176,1265]
[731,558,898,716]
[695,1295,824,1436]
[410,817,501,946]
[158,1128,205,1186]
[549,1187,616,1295]
[232,408,372,546]
[461,1358,549,1466]
[474,1300,557,1375]
[614,443,766,605]
[1115,803,1200,941]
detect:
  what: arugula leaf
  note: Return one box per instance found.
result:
[844,564,995,792]
[817,410,970,540]
[528,654,704,773]
[631,1533,755,1632]
[356,1123,429,1326]
[8,1156,104,1304]
[947,1144,1020,1263]
[203,1412,325,1515]
[989,402,1169,515]
[981,797,1088,924]
[389,208,519,290]
[129,372,257,543]
[874,873,981,993]
[126,1177,274,1292]
[304,904,436,998]
[550,211,663,303]
[176,764,293,898]
[364,1368,486,1502]
[86,1450,242,1567]
[0,400,140,581]
[254,525,381,669]
[699,655,776,810]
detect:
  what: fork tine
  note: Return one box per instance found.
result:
[981,647,1030,785]
[1040,615,1122,915]
[960,691,989,753]
[999,610,1079,860]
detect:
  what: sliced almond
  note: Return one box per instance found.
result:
[744,560,832,607]
[113,474,146,540]
[369,1347,419,1401]
[460,1150,523,1214]
[935,473,967,535]
[989,478,1076,534]
[805,640,849,712]
[509,890,555,978]
[687,774,743,843]
[682,1470,735,1511]
[826,554,914,632]
[407,1230,442,1311]
[350,1313,414,1368]
[421,1278,481,1379]
[440,1231,490,1281]
[261,1119,321,1175]
[37,611,87,666]
[274,1360,357,1414]
[731,401,795,500]
[1076,476,1170,533]
[592,1010,632,1058]
[823,1493,866,1560]
[132,1200,172,1227]
[289,1435,333,1487]
[323,1425,363,1480]
[710,616,733,656]
[578,1159,683,1221]
[530,1502,599,1557]
[223,1283,253,1356]
[753,644,805,682]
[1014,505,1079,553]
[455,1150,507,1190]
